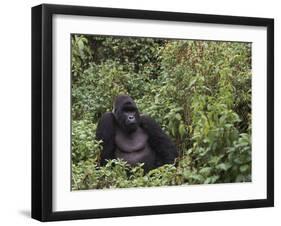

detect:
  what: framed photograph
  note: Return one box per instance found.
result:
[31,4,274,221]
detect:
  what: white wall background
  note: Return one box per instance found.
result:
[0,0,279,225]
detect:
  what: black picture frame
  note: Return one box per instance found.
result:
[31,3,274,222]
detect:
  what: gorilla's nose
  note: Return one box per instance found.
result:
[128,115,135,121]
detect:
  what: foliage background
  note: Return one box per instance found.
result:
[71,35,252,190]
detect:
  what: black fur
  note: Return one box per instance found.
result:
[96,95,178,171]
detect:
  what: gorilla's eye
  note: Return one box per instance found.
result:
[123,106,136,112]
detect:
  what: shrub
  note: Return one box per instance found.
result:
[71,35,252,190]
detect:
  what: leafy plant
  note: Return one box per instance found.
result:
[71,35,252,190]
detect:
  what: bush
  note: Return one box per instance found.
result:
[71,35,251,190]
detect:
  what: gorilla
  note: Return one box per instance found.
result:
[96,95,178,172]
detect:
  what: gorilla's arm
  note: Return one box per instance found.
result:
[96,112,116,165]
[140,115,178,167]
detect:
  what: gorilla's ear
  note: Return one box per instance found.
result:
[112,99,118,114]
[112,95,119,113]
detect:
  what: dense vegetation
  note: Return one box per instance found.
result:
[71,35,252,190]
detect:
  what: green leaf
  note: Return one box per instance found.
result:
[175,113,182,120]
[78,39,84,51]
[240,164,249,173]
[179,124,185,138]
[199,167,212,176]
[216,163,231,171]
[188,78,197,89]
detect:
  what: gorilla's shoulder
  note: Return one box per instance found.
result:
[97,112,114,125]
[140,114,162,131]
[140,114,154,123]
[96,112,115,138]
[100,111,114,118]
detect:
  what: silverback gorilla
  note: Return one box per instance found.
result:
[96,95,178,172]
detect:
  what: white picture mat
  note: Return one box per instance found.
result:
[52,14,267,212]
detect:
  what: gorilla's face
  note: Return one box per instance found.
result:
[113,95,140,133]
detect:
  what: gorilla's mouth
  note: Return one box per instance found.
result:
[118,147,143,153]
[127,121,137,126]
[124,122,138,133]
